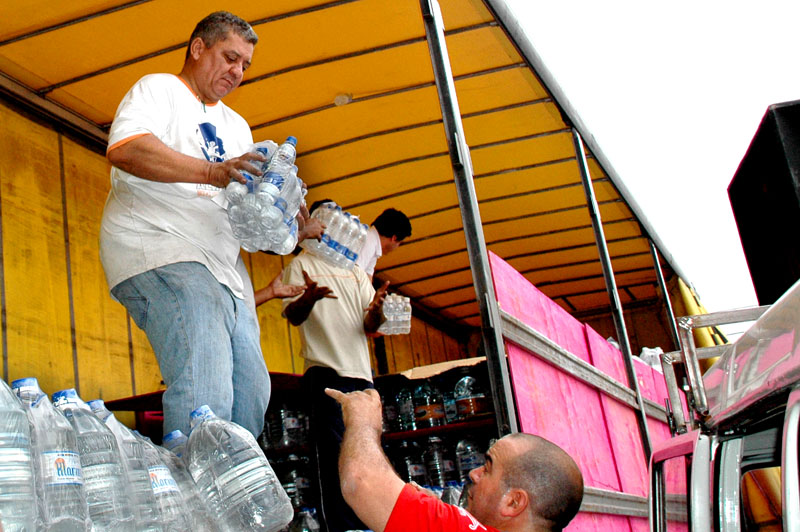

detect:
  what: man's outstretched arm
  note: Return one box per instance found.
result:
[325,388,405,532]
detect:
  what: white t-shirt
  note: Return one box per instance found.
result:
[99,73,253,297]
[283,252,376,381]
[354,225,382,277]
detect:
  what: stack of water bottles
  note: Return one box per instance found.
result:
[226,136,308,255]
[0,377,293,532]
[377,294,412,335]
[300,202,369,269]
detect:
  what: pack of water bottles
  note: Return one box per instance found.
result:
[377,294,412,335]
[226,136,308,255]
[300,202,369,270]
[0,377,293,532]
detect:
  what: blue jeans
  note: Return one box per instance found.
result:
[112,261,270,438]
[303,367,373,532]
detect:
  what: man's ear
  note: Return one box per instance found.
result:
[500,488,530,518]
[189,37,205,60]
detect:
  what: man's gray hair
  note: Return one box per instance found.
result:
[186,11,258,60]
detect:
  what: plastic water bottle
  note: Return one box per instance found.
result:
[454,375,490,419]
[288,508,320,532]
[12,378,90,531]
[87,399,161,532]
[226,137,305,255]
[0,379,37,531]
[394,387,416,432]
[154,438,219,532]
[186,405,293,532]
[300,203,368,269]
[134,433,192,532]
[52,389,135,532]
[267,136,297,170]
[162,430,189,461]
[412,381,446,429]
[455,439,486,483]
[378,294,411,335]
[392,440,427,485]
[423,436,450,489]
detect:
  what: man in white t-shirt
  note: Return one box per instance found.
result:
[355,208,412,280]
[99,12,309,439]
[282,200,389,532]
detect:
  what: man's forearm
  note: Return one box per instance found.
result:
[338,416,403,532]
[283,294,316,325]
[364,307,383,333]
[108,134,212,184]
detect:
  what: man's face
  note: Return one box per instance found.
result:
[466,436,517,527]
[381,235,402,255]
[193,32,253,103]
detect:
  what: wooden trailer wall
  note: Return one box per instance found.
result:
[0,99,468,423]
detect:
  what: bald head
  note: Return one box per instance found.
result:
[501,433,584,530]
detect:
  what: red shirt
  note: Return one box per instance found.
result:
[385,484,500,532]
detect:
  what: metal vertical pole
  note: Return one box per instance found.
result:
[649,239,681,350]
[572,129,652,459]
[420,0,517,436]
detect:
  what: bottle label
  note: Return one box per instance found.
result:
[284,416,301,429]
[296,476,310,489]
[148,465,179,494]
[408,463,426,476]
[443,459,456,473]
[456,396,489,417]
[458,454,485,472]
[414,404,445,422]
[41,450,83,486]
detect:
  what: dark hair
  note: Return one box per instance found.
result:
[309,198,335,216]
[186,11,258,60]
[372,208,412,241]
[502,434,584,531]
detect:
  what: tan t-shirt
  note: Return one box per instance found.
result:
[283,251,376,381]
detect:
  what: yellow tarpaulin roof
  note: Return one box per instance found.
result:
[0,0,686,329]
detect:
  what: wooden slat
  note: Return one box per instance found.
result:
[62,136,133,402]
[1,104,74,392]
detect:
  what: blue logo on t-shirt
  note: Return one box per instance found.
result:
[198,122,226,162]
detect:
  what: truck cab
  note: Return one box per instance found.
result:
[650,281,800,531]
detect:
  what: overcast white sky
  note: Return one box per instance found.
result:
[500,1,800,332]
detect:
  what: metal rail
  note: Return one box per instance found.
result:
[420,0,518,436]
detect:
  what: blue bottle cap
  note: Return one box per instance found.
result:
[190,404,215,423]
[285,136,297,146]
[163,430,188,446]
[11,377,38,390]
[87,399,105,411]
[52,388,83,408]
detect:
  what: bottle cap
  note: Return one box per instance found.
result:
[87,399,105,411]
[52,388,83,408]
[285,136,298,146]
[190,404,215,427]
[163,430,188,447]
[11,377,39,391]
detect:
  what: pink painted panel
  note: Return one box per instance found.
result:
[566,512,632,532]
[585,326,648,496]
[628,516,649,532]
[507,343,621,492]
[489,252,590,362]
[489,252,554,339]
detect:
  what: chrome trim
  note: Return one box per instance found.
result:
[718,439,743,532]
[783,386,800,532]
